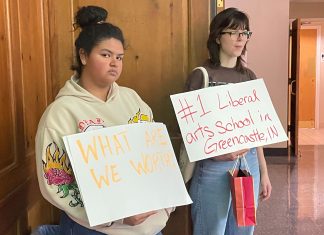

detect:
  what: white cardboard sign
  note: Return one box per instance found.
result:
[63,122,192,226]
[170,79,288,162]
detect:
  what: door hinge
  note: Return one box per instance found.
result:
[288,78,292,84]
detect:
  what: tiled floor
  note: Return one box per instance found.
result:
[255,128,324,235]
[298,128,324,145]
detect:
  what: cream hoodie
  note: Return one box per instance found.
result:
[35,76,174,235]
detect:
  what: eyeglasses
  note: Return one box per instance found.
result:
[220,31,252,40]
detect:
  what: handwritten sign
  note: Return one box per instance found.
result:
[170,79,288,162]
[63,123,192,226]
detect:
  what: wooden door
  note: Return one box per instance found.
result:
[289,19,301,157]
[299,28,316,128]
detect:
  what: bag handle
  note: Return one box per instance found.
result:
[230,157,240,175]
[241,156,251,174]
[193,66,209,88]
[230,155,251,175]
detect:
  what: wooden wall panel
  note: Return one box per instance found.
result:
[0,0,55,234]
[0,0,15,170]
[47,0,74,95]
[19,0,48,156]
[188,0,210,70]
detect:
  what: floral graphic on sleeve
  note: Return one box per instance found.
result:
[43,142,83,207]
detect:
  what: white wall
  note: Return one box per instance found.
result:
[226,0,290,148]
[290,3,324,19]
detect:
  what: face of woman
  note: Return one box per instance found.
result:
[218,29,250,62]
[81,38,124,88]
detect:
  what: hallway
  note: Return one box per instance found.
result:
[255,128,324,235]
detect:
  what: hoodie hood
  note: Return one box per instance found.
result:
[56,75,119,103]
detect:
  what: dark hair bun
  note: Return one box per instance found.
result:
[74,6,108,29]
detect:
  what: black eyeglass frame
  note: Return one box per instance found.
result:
[220,31,253,39]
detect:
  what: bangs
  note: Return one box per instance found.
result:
[225,13,249,30]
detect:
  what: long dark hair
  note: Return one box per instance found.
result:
[207,8,250,72]
[71,6,125,77]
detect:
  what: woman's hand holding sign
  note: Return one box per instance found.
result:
[123,211,158,226]
[212,149,249,161]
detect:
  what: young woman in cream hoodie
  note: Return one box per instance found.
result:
[35,5,173,235]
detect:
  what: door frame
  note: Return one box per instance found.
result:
[289,19,300,157]
[300,25,321,129]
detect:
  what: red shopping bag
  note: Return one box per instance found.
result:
[228,157,256,227]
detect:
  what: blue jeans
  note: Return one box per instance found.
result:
[59,211,163,235]
[59,212,105,235]
[31,225,60,235]
[189,148,260,235]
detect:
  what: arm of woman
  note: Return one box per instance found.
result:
[123,207,175,226]
[257,147,272,201]
[123,211,158,226]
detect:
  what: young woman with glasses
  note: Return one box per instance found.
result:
[185,7,272,235]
